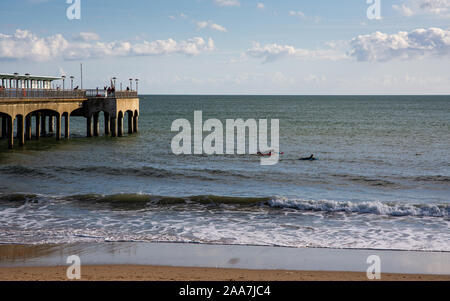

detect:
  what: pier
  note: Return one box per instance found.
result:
[0,73,139,149]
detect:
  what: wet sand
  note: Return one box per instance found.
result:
[0,243,449,281]
[1,265,449,281]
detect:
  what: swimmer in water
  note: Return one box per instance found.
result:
[257,151,284,157]
[257,151,272,157]
[299,154,316,161]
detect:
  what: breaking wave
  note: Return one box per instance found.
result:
[0,192,448,218]
[269,197,449,217]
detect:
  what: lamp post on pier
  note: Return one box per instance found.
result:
[129,78,133,91]
[135,79,139,94]
[70,76,74,90]
[62,75,66,90]
[25,73,30,89]
[14,73,19,96]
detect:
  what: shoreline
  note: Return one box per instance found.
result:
[0,242,449,281]
[1,265,449,281]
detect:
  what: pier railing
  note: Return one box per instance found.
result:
[0,88,138,100]
[85,89,138,99]
[0,88,85,99]
[115,91,138,98]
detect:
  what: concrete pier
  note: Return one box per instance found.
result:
[93,112,100,137]
[41,115,46,137]
[64,113,70,139]
[17,115,24,146]
[118,112,124,137]
[25,115,32,141]
[128,111,133,134]
[7,115,13,149]
[133,114,138,133]
[49,116,54,133]
[86,115,93,138]
[0,74,139,149]
[35,113,41,140]
[55,114,61,141]
[104,112,110,136]
[1,115,6,139]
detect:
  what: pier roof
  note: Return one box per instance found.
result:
[0,73,61,81]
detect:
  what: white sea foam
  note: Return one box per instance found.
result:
[1,194,449,251]
[268,197,449,217]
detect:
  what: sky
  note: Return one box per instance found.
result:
[0,0,449,94]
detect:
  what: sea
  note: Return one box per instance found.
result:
[0,95,449,251]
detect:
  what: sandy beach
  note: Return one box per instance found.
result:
[1,265,449,281]
[0,243,449,281]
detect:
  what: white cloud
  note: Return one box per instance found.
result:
[257,3,265,10]
[213,0,240,7]
[131,37,215,56]
[392,4,415,16]
[289,10,305,18]
[392,0,450,17]
[247,43,296,62]
[349,27,450,62]
[197,21,208,29]
[246,27,450,63]
[420,0,450,14]
[73,32,100,42]
[246,42,347,62]
[0,29,215,61]
[209,23,227,32]
[0,30,68,62]
[288,10,321,22]
[197,21,227,32]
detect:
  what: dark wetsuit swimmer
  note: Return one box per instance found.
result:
[299,154,316,161]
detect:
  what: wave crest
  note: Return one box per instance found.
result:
[268,197,449,217]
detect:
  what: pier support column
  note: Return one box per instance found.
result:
[25,115,32,141]
[133,114,138,133]
[18,115,25,146]
[35,113,41,140]
[128,112,133,134]
[93,112,99,137]
[49,116,54,133]
[118,113,123,137]
[40,114,46,137]
[55,114,61,141]
[64,113,70,139]
[104,112,110,136]
[86,115,93,137]
[1,116,7,139]
[7,116,14,149]
[110,116,117,137]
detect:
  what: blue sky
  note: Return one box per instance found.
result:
[0,0,449,94]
